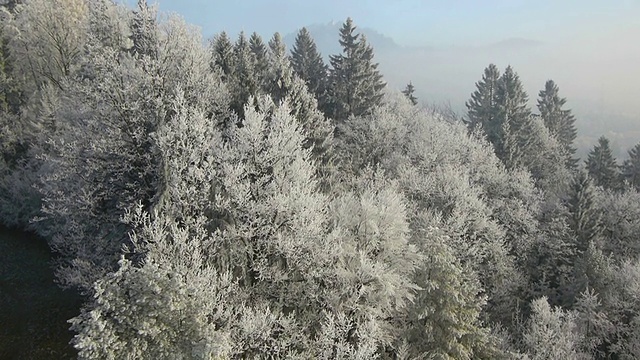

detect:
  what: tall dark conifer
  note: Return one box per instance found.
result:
[327,18,385,121]
[537,80,578,169]
[585,136,621,191]
[290,27,328,108]
[210,31,235,81]
[466,64,501,137]
[402,82,418,105]
[622,143,640,191]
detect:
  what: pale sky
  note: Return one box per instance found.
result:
[124,0,640,46]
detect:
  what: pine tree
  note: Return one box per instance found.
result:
[466,64,501,138]
[537,80,578,169]
[585,136,621,191]
[622,143,640,191]
[402,82,418,105]
[290,27,328,107]
[327,18,386,121]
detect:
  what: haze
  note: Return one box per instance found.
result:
[123,0,640,156]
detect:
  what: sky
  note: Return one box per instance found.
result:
[123,0,640,46]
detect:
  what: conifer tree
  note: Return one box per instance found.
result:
[494,66,535,169]
[327,18,386,121]
[622,143,640,191]
[466,64,501,138]
[585,136,621,191]
[402,82,418,105]
[537,80,578,168]
[230,32,258,118]
[290,27,328,107]
[249,31,268,86]
[210,31,235,81]
[567,171,602,254]
[130,0,158,59]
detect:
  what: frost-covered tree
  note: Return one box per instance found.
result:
[495,66,533,164]
[36,9,229,290]
[327,18,386,121]
[3,0,89,91]
[401,223,497,359]
[523,297,583,359]
[290,27,328,106]
[567,171,602,254]
[129,0,157,59]
[537,80,578,168]
[466,63,501,139]
[230,32,258,118]
[401,82,418,105]
[585,136,621,191]
[622,143,640,191]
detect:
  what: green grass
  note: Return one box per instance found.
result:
[0,225,82,359]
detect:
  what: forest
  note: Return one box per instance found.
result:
[1,0,640,359]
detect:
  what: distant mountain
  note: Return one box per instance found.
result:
[283,21,400,60]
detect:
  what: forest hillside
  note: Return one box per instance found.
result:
[1,1,640,359]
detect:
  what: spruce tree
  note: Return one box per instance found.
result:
[249,32,268,87]
[567,171,602,254]
[230,32,258,118]
[210,31,235,81]
[327,18,386,121]
[622,143,640,191]
[465,64,501,138]
[537,80,578,169]
[290,27,328,107]
[130,0,158,59]
[585,136,621,191]
[495,66,534,167]
[402,82,418,105]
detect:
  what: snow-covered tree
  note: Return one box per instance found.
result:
[523,297,583,359]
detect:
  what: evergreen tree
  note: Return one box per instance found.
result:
[248,31,268,86]
[210,31,235,81]
[230,32,258,118]
[494,66,535,170]
[585,136,621,191]
[327,18,386,121]
[290,27,328,107]
[622,143,640,191]
[537,80,578,168]
[130,0,158,59]
[465,64,501,138]
[567,171,602,254]
[523,297,583,359]
[402,82,418,105]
